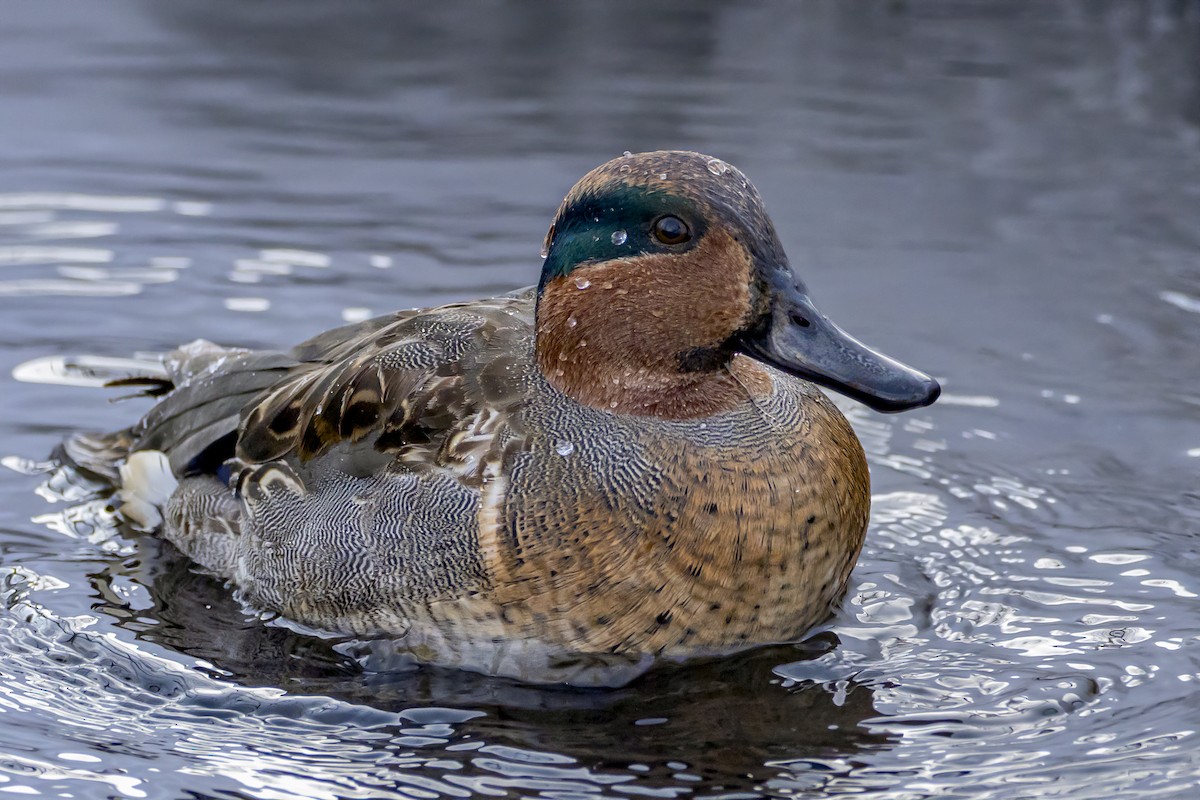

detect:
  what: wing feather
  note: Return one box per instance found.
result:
[233,290,536,483]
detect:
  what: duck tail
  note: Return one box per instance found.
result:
[10,352,171,485]
[55,427,138,485]
[52,431,179,530]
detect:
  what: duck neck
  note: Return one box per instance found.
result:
[534,267,771,419]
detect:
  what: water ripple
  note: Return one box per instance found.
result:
[3,2,1200,797]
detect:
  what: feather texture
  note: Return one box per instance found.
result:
[45,150,915,685]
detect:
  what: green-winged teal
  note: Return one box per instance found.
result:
[63,151,939,685]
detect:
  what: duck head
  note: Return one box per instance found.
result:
[536,150,940,418]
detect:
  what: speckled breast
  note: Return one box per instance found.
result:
[476,363,871,658]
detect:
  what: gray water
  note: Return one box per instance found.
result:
[2,2,1199,798]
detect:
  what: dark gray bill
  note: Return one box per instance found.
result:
[739,284,940,413]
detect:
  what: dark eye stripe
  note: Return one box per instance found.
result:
[538,187,705,296]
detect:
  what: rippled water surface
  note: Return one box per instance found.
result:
[3,2,1200,798]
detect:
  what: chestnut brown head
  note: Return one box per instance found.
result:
[537,150,939,414]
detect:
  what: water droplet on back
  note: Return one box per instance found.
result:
[618,164,632,175]
[574,277,591,290]
[706,158,729,176]
[566,315,578,328]
[622,150,632,157]
[611,230,627,245]
[555,441,575,457]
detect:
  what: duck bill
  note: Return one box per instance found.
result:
[740,285,940,413]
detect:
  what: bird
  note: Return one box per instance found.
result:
[60,150,940,686]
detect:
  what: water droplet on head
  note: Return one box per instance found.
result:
[706,158,729,176]
[555,441,575,457]
[567,315,578,328]
[574,277,591,290]
[540,245,549,259]
[611,230,627,245]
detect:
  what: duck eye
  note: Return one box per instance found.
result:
[652,215,690,245]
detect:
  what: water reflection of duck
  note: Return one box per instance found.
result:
[63,151,939,685]
[91,548,887,788]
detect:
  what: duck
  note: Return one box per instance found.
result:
[61,150,939,686]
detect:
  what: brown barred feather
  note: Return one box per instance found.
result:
[234,291,533,482]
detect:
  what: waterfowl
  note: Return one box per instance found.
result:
[63,151,939,686]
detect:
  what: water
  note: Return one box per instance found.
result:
[2,1,1199,797]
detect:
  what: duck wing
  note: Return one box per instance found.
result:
[61,288,536,499]
[229,289,536,486]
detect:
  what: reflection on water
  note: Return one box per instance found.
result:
[2,1,1200,798]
